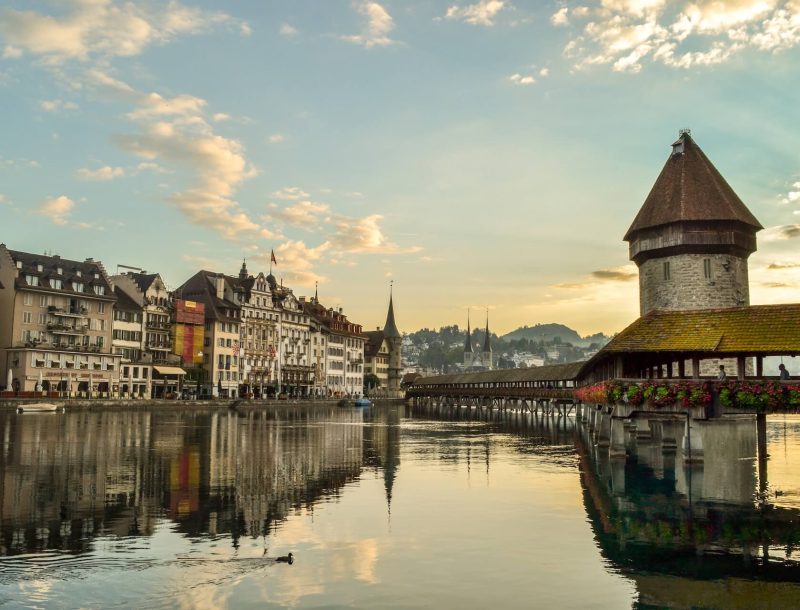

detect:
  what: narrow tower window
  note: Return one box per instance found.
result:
[703,258,712,279]
[663,261,671,280]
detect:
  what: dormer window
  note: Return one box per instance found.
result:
[15,261,22,269]
[57,267,62,275]
[76,270,81,277]
[37,264,43,272]
[94,272,99,279]
[73,282,84,292]
[51,279,62,289]
[93,285,105,296]
[25,275,39,286]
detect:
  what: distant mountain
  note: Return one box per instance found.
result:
[500,323,610,348]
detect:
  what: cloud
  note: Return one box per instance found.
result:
[555,264,638,288]
[76,165,125,181]
[509,72,536,85]
[280,23,299,37]
[446,1,508,26]
[272,187,309,200]
[763,223,800,240]
[327,213,423,254]
[266,200,331,229]
[39,99,78,112]
[341,1,396,47]
[768,261,800,269]
[268,133,285,143]
[212,112,230,122]
[36,195,75,225]
[85,72,267,241]
[260,240,330,285]
[590,267,638,281]
[779,181,800,204]
[556,0,800,72]
[0,0,248,64]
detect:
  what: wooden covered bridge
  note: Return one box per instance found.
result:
[406,304,800,413]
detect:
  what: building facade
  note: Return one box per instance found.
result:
[364,291,403,398]
[0,246,120,396]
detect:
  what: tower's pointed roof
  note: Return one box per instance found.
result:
[624,131,763,241]
[383,288,401,339]
[464,311,473,353]
[483,310,491,352]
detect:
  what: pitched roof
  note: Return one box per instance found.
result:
[127,272,159,294]
[597,304,800,355]
[412,361,586,386]
[175,270,240,322]
[364,330,386,358]
[113,285,142,311]
[624,132,763,241]
[7,248,115,299]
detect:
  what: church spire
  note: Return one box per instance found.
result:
[383,281,401,338]
[483,309,491,353]
[238,258,248,280]
[464,309,473,354]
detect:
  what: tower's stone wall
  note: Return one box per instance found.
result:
[638,253,750,315]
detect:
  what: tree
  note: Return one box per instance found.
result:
[364,373,380,389]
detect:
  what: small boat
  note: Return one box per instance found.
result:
[16,403,64,413]
[354,398,371,407]
[338,398,371,408]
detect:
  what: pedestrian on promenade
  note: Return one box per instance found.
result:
[779,363,790,380]
[717,365,727,381]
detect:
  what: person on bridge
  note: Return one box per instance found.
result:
[779,364,790,380]
[717,365,727,382]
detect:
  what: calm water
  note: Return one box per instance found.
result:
[0,405,799,609]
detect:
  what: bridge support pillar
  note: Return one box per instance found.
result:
[634,417,652,441]
[683,418,704,463]
[596,410,611,448]
[609,417,627,460]
[659,420,682,452]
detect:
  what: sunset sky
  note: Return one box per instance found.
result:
[1,0,799,335]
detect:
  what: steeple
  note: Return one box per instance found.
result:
[383,283,401,339]
[464,309,473,354]
[483,309,491,353]
[314,281,319,304]
[238,258,248,280]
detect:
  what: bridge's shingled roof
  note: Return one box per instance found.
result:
[412,361,586,386]
[599,304,800,354]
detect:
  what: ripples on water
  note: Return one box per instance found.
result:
[0,405,798,609]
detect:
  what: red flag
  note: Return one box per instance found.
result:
[270,250,277,266]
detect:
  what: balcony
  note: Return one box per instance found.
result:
[48,305,87,318]
[147,341,173,351]
[47,322,89,335]
[146,320,171,330]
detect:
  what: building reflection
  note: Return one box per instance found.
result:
[0,406,375,556]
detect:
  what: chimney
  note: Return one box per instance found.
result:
[215,275,225,299]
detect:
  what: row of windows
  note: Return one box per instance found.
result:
[22,294,106,313]
[23,275,105,294]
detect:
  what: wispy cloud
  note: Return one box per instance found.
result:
[508,72,535,85]
[266,200,331,229]
[271,187,309,200]
[763,223,800,240]
[446,1,508,26]
[768,261,800,269]
[39,99,78,112]
[779,180,800,205]
[341,1,396,47]
[280,23,299,37]
[555,264,638,289]
[77,165,125,181]
[555,0,800,73]
[0,0,249,64]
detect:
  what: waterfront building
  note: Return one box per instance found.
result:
[364,290,403,397]
[625,130,763,316]
[171,298,205,395]
[112,271,183,398]
[0,245,120,396]
[303,292,365,397]
[231,262,280,398]
[175,271,241,398]
[273,285,314,396]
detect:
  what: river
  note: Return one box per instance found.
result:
[0,405,798,609]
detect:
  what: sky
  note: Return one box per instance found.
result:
[0,0,799,337]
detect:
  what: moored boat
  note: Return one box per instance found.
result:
[16,403,64,413]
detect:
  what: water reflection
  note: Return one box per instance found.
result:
[0,405,799,609]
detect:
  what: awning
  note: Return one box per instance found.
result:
[154,366,187,376]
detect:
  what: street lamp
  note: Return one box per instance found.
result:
[196,351,203,399]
